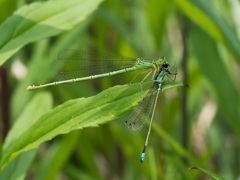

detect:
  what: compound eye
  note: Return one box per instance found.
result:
[163,63,169,68]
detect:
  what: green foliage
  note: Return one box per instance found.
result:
[0,0,239,179]
[0,0,103,65]
[0,81,184,172]
[0,92,53,179]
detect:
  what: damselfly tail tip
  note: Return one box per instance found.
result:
[140,153,145,163]
[183,82,189,88]
[140,146,146,163]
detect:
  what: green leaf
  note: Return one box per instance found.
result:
[11,19,90,120]
[36,131,81,180]
[190,27,240,139]
[0,0,104,66]
[0,81,184,172]
[174,0,224,43]
[0,150,37,180]
[153,122,200,166]
[175,0,240,63]
[190,0,240,63]
[0,92,53,178]
[189,167,226,180]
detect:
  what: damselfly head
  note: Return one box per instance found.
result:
[156,57,165,62]
[155,57,168,67]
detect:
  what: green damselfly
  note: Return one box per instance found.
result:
[27,49,179,163]
[125,63,177,163]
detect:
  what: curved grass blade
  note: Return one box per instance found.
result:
[189,167,226,180]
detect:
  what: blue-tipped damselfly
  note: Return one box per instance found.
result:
[27,49,178,163]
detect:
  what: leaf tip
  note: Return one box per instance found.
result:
[188,167,198,170]
[183,82,189,88]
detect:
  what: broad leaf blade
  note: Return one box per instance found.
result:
[0,0,104,66]
[0,81,185,171]
[0,92,53,178]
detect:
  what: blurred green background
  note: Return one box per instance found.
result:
[0,0,240,179]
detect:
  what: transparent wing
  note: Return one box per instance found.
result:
[168,63,177,81]
[51,49,137,80]
[126,83,158,131]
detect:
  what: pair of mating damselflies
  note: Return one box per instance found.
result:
[27,50,181,163]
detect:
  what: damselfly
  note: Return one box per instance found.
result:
[27,49,178,163]
[27,50,170,91]
[125,63,177,163]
